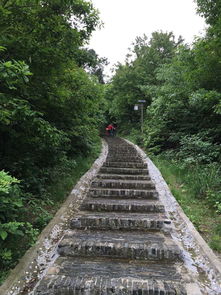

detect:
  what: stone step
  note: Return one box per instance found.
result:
[34,137,188,295]
[35,257,187,295]
[91,179,155,190]
[108,147,136,152]
[97,173,151,181]
[99,166,148,175]
[106,156,142,163]
[108,153,138,157]
[70,212,170,231]
[104,161,147,169]
[81,198,165,213]
[110,150,137,153]
[88,188,158,199]
[107,152,140,156]
[58,231,182,262]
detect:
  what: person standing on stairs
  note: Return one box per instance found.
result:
[106,123,114,136]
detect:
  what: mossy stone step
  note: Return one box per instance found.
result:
[58,231,182,262]
[34,257,187,295]
[91,179,155,190]
[88,188,158,199]
[99,166,148,175]
[104,161,147,169]
[106,155,142,161]
[81,198,165,213]
[70,212,170,231]
[96,173,151,181]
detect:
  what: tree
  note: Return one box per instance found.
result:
[0,0,105,191]
[196,0,221,25]
[107,31,181,131]
[0,0,106,279]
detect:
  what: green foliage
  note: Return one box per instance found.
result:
[196,0,221,25]
[141,44,221,154]
[155,153,221,213]
[0,0,106,283]
[0,170,22,223]
[107,31,180,130]
[0,59,32,89]
[175,134,220,164]
[122,128,143,147]
[0,171,39,280]
[0,0,105,190]
[153,156,221,251]
[210,235,221,251]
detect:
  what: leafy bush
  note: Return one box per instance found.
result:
[126,128,143,146]
[0,171,38,281]
[0,170,22,224]
[176,134,221,165]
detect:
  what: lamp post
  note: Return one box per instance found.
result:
[136,99,146,133]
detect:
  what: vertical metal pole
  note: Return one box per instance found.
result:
[141,103,143,133]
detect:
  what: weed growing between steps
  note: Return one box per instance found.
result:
[0,140,101,285]
[152,156,221,254]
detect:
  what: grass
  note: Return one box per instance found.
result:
[152,156,221,253]
[32,140,102,224]
[121,133,221,253]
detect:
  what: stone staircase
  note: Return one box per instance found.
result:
[35,137,187,295]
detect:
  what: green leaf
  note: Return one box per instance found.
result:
[0,230,8,240]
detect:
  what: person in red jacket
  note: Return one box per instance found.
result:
[106,123,114,136]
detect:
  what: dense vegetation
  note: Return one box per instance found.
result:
[106,1,221,250]
[0,0,106,282]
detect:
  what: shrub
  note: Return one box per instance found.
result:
[127,128,143,146]
[0,171,38,282]
[176,134,221,165]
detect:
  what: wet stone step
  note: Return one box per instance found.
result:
[35,257,187,295]
[96,174,151,181]
[91,179,155,190]
[46,257,183,281]
[70,212,170,231]
[104,161,147,169]
[99,167,148,175]
[108,147,136,152]
[108,153,138,157]
[88,188,158,199]
[58,231,182,262]
[109,150,137,154]
[33,137,188,295]
[106,155,142,160]
[106,158,143,163]
[109,153,137,157]
[81,198,165,213]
